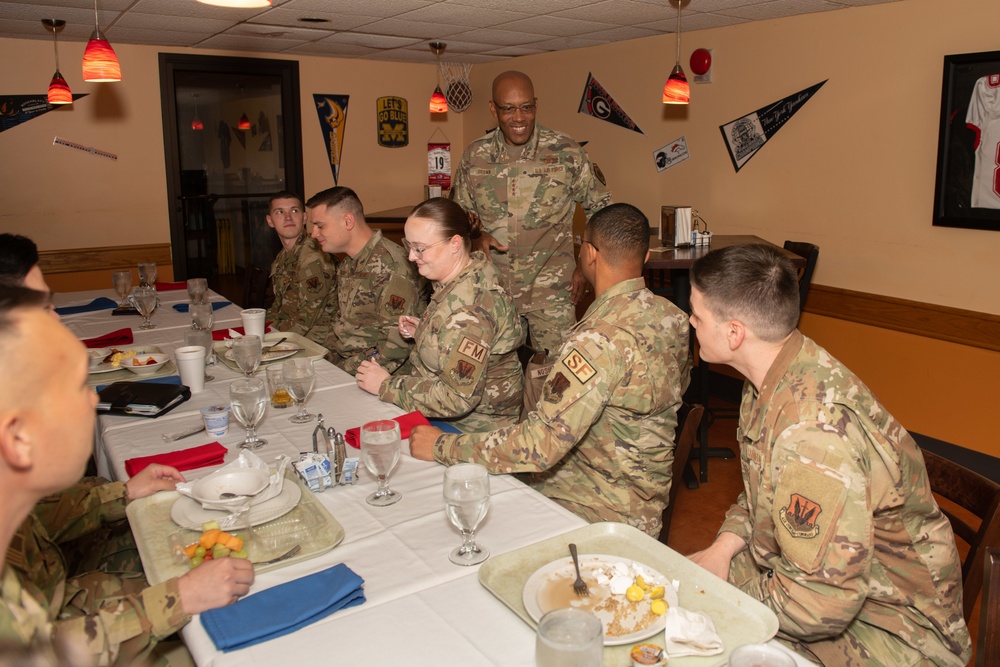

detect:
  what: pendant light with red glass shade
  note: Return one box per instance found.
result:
[42,19,72,105]
[663,0,690,105]
[82,0,121,82]
[191,94,204,131]
[429,42,448,114]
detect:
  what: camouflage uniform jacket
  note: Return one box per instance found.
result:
[3,481,190,666]
[433,278,690,537]
[380,252,524,432]
[266,233,338,344]
[451,124,612,315]
[721,331,971,665]
[325,229,424,375]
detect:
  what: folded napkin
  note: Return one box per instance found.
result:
[345,411,432,448]
[154,281,187,291]
[201,563,365,651]
[56,297,118,316]
[82,328,134,348]
[173,301,231,313]
[124,442,226,478]
[663,606,724,658]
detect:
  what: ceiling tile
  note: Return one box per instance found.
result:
[283,0,433,18]
[193,33,307,52]
[395,3,532,28]
[448,27,550,47]
[115,12,232,34]
[496,16,609,37]
[721,0,842,20]
[353,18,467,40]
[246,7,379,31]
[553,0,675,24]
[105,26,208,47]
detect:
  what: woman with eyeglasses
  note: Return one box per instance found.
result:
[356,198,524,432]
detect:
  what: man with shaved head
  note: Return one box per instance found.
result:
[451,71,612,363]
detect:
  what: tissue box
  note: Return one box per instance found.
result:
[294,454,333,492]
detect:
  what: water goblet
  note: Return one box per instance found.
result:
[190,302,214,331]
[186,278,208,304]
[281,358,315,423]
[129,286,159,330]
[229,378,267,450]
[443,463,490,565]
[230,335,261,378]
[138,262,157,288]
[361,420,402,506]
[112,270,132,308]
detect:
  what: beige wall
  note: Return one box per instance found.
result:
[0,39,462,250]
[462,0,1000,316]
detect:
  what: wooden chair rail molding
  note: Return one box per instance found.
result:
[805,284,1000,353]
[37,244,172,275]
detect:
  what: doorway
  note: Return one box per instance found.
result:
[159,54,303,304]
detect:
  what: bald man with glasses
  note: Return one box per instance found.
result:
[451,71,612,363]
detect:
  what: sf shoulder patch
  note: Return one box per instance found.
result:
[562,348,596,384]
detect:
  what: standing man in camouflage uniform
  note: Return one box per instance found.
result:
[451,71,612,360]
[686,244,971,666]
[410,204,690,537]
[308,186,424,375]
[264,191,338,344]
[0,285,254,665]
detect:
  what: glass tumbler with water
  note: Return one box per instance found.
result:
[129,286,158,330]
[231,335,261,378]
[281,358,315,423]
[360,420,402,506]
[443,463,490,565]
[535,608,603,667]
[138,262,157,288]
[112,270,132,308]
[230,377,267,450]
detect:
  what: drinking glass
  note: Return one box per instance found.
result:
[535,608,603,667]
[229,378,267,450]
[281,358,315,423]
[443,463,490,565]
[112,270,132,308]
[360,420,402,506]
[186,278,208,304]
[184,328,215,383]
[138,262,157,288]
[231,335,261,378]
[190,302,215,331]
[129,286,158,330]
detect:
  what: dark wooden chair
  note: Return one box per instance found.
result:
[658,402,705,545]
[782,240,819,314]
[242,265,272,310]
[977,547,1000,666]
[921,448,1000,622]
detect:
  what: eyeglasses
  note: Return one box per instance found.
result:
[584,238,599,252]
[402,238,448,256]
[493,100,537,116]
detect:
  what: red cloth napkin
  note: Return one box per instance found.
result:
[345,411,431,448]
[82,328,134,349]
[155,281,187,291]
[125,442,227,477]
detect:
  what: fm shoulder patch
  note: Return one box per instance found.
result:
[561,348,596,384]
[457,336,488,364]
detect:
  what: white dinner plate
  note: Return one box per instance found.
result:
[89,345,164,374]
[522,554,676,646]
[170,481,302,530]
[223,344,300,365]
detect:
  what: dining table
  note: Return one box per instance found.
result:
[645,235,806,486]
[52,285,814,667]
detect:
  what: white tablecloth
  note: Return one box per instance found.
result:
[53,288,814,667]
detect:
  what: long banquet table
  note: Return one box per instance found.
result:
[53,287,812,667]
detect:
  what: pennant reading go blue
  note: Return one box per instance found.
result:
[377,96,408,148]
[314,94,350,184]
[577,73,643,135]
[720,80,826,172]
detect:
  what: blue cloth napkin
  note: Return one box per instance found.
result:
[201,563,365,652]
[429,420,462,434]
[173,301,231,313]
[96,375,181,392]
[55,297,118,316]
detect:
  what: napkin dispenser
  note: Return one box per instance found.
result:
[660,206,694,247]
[295,414,358,492]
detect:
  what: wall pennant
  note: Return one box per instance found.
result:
[428,127,451,190]
[314,94,350,184]
[577,73,644,135]
[720,80,826,173]
[0,94,88,133]
[653,136,690,172]
[377,96,408,148]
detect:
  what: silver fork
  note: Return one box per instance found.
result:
[252,544,301,566]
[569,543,589,597]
